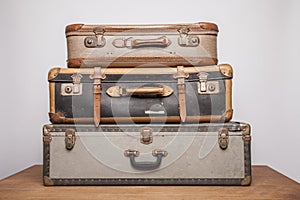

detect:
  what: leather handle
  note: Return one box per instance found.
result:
[113,36,171,48]
[126,87,164,95]
[124,150,167,170]
[106,85,173,97]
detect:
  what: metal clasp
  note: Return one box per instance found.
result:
[84,27,106,48]
[140,127,153,145]
[178,26,199,47]
[61,73,83,96]
[218,128,229,150]
[65,129,76,150]
[197,72,208,92]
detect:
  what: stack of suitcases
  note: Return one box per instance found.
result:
[43,22,251,186]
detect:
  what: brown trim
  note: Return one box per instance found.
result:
[67,57,218,68]
[219,64,233,78]
[49,112,66,124]
[43,176,54,186]
[224,79,233,121]
[49,83,55,113]
[48,114,228,124]
[199,22,219,32]
[48,68,60,81]
[241,176,251,186]
[67,59,83,68]
[65,24,84,33]
[66,22,218,34]
[53,65,222,75]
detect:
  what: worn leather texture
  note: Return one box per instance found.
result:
[48,65,232,124]
[65,22,218,67]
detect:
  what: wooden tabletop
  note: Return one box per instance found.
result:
[0,165,299,200]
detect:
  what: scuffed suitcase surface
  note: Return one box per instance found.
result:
[48,64,233,124]
[43,122,251,186]
[65,22,218,67]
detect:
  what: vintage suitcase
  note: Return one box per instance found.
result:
[65,22,218,68]
[48,64,233,126]
[43,122,251,186]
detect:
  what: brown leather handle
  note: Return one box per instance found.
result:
[130,36,170,48]
[113,36,171,48]
[106,86,173,97]
[126,87,164,95]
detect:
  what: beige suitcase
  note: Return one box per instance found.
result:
[65,22,218,67]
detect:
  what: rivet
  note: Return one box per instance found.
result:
[87,39,93,44]
[65,86,72,93]
[208,84,215,91]
[191,37,198,43]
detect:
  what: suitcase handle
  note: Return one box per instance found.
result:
[106,85,173,97]
[113,36,171,48]
[124,149,168,170]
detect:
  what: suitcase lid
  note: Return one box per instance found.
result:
[48,64,232,83]
[65,22,218,37]
[44,121,249,134]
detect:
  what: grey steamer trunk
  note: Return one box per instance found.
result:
[43,122,251,186]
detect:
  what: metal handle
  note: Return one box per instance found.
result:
[106,85,173,97]
[124,150,168,170]
[113,36,171,48]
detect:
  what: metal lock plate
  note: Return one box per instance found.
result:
[84,27,106,48]
[197,72,220,94]
[65,129,76,150]
[177,26,199,47]
[197,81,220,94]
[140,127,153,145]
[61,73,83,96]
[218,128,229,150]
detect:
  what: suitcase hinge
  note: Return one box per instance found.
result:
[65,129,76,150]
[140,127,153,145]
[177,26,199,47]
[218,128,229,150]
[61,73,83,96]
[84,27,106,48]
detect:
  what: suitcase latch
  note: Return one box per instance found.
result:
[218,128,229,150]
[197,72,220,94]
[61,73,83,96]
[140,127,153,145]
[84,27,106,48]
[197,72,208,92]
[65,129,76,150]
[177,26,199,47]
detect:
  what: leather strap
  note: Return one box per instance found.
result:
[173,66,189,123]
[89,67,106,127]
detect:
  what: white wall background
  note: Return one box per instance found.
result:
[0,0,299,182]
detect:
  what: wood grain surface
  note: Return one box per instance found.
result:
[0,165,299,200]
